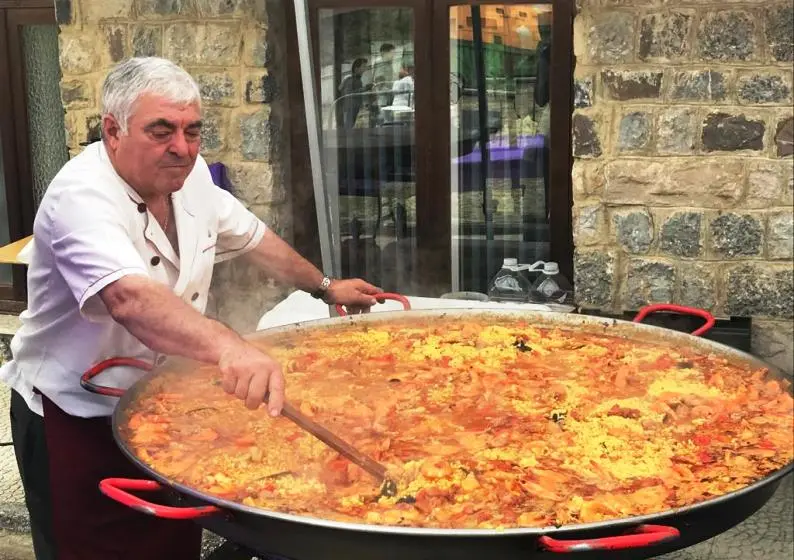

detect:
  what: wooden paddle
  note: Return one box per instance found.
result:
[279,401,397,497]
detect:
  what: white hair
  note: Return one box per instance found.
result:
[101,57,201,134]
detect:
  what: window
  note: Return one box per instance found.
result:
[0,0,67,310]
[298,0,573,295]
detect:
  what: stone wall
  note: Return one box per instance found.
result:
[571,0,794,374]
[56,0,292,332]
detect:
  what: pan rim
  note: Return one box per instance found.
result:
[112,307,794,537]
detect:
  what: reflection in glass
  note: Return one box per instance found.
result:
[449,5,552,294]
[318,8,417,293]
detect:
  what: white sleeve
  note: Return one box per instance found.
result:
[48,184,150,322]
[213,187,268,263]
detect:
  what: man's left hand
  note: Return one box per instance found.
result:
[324,279,383,314]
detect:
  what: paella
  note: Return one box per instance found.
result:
[121,315,794,529]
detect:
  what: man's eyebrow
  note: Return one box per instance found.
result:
[144,119,177,131]
[186,120,203,129]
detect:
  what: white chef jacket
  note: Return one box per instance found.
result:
[0,141,266,418]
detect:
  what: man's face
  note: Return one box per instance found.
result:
[103,93,202,198]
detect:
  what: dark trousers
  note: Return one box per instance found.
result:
[10,389,202,560]
[10,389,56,560]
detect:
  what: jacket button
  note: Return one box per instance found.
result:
[137,203,146,213]
[150,256,160,266]
[191,292,199,301]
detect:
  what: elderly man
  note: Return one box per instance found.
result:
[1,57,380,560]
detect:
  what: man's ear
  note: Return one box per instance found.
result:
[102,115,122,150]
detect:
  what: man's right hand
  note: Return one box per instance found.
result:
[218,342,285,416]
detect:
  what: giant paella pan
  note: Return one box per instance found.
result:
[84,298,794,559]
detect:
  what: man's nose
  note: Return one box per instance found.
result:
[168,131,189,158]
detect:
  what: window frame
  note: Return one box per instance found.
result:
[0,0,56,312]
[291,0,575,292]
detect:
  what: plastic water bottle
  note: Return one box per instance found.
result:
[487,258,532,303]
[529,262,573,305]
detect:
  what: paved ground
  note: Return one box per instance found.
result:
[1,383,792,559]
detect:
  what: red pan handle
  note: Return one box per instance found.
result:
[633,304,716,337]
[335,293,411,317]
[538,524,680,553]
[80,357,153,398]
[100,478,221,520]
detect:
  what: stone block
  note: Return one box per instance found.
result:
[194,71,239,107]
[64,110,102,149]
[136,0,195,18]
[237,108,271,162]
[245,72,277,104]
[601,70,663,101]
[709,213,764,258]
[639,11,692,61]
[573,250,616,308]
[82,0,132,22]
[55,0,72,24]
[572,114,602,158]
[200,109,227,154]
[60,80,93,108]
[132,25,162,57]
[165,23,242,67]
[768,212,793,260]
[617,111,651,152]
[659,211,702,258]
[625,259,675,310]
[587,12,634,64]
[702,113,765,152]
[225,162,280,206]
[59,32,102,75]
[677,263,717,312]
[604,159,744,208]
[571,160,606,199]
[726,265,793,319]
[776,117,793,157]
[243,24,269,68]
[752,320,794,376]
[657,108,697,155]
[574,77,593,109]
[765,5,794,62]
[737,72,793,105]
[746,160,790,208]
[573,205,604,247]
[670,70,727,103]
[104,25,127,63]
[612,209,654,254]
[196,0,261,18]
[697,11,756,62]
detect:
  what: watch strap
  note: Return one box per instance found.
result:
[310,276,332,299]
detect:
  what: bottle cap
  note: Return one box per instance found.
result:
[503,258,518,267]
[544,262,559,274]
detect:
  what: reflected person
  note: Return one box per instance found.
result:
[337,58,371,129]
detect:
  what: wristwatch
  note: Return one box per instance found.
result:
[310,276,332,300]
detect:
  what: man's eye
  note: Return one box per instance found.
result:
[185,129,201,140]
[151,130,172,139]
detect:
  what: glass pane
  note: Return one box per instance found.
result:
[23,24,69,209]
[0,130,11,285]
[450,5,552,294]
[318,7,416,293]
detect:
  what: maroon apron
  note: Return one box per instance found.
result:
[41,394,202,560]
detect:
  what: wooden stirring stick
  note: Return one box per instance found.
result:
[279,401,397,496]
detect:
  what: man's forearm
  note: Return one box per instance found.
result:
[101,275,243,364]
[243,229,325,293]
